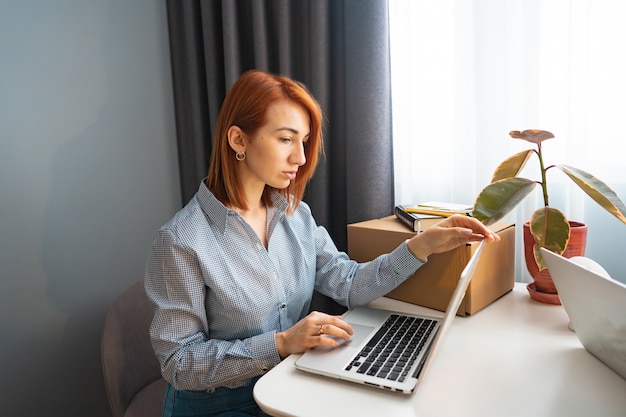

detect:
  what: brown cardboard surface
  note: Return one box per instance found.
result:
[347,216,515,316]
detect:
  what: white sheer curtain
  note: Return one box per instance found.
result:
[389,0,626,282]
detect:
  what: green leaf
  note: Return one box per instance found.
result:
[556,164,626,224]
[472,177,537,225]
[529,207,570,270]
[491,150,534,182]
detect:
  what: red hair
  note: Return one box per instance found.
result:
[206,70,324,213]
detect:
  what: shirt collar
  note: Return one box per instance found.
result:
[196,180,290,234]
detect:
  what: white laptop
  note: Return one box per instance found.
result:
[295,240,486,394]
[540,247,626,380]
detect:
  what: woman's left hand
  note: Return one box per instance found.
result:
[406,214,500,261]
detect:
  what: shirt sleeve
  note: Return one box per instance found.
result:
[313,226,427,309]
[144,228,282,391]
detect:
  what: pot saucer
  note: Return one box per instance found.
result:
[527,282,561,305]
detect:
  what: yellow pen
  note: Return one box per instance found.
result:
[404,208,471,217]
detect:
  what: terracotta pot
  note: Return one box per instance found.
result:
[523,221,588,304]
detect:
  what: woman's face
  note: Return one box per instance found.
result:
[241,100,310,191]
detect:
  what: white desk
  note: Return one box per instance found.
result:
[254,284,626,417]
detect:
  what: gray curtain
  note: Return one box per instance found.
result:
[166,0,394,254]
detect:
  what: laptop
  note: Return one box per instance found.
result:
[295,240,486,394]
[540,248,626,380]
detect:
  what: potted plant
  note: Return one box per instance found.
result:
[472,129,626,303]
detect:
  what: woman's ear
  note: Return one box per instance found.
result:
[227,126,246,154]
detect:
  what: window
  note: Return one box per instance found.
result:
[390,0,626,281]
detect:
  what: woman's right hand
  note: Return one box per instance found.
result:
[275,311,354,358]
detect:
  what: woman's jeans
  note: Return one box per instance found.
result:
[163,378,272,417]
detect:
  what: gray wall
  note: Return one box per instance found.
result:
[0,1,180,416]
[577,192,626,284]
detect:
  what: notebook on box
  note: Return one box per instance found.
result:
[295,240,486,394]
[540,248,626,380]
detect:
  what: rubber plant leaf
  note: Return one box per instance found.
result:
[472,177,537,226]
[555,164,626,224]
[491,150,534,182]
[529,207,570,270]
[509,129,555,144]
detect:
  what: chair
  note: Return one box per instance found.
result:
[101,280,167,417]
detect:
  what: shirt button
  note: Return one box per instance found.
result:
[262,366,269,372]
[280,303,286,309]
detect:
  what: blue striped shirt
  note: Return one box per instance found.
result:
[144,181,426,391]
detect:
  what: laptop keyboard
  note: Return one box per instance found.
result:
[345,314,437,382]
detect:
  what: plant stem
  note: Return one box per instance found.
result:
[537,143,549,207]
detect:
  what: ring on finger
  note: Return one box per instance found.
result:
[319,324,325,335]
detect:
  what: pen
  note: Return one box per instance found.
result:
[404,208,472,217]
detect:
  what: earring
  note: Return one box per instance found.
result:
[235,151,246,161]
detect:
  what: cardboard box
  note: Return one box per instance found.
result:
[347,216,515,316]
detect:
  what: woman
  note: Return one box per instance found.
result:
[145,69,498,416]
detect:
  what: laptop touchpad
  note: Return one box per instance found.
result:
[317,323,374,350]
[348,323,376,346]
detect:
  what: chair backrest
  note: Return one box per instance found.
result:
[101,280,163,417]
